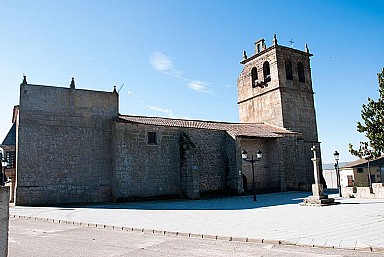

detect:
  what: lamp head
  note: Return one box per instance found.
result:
[333,151,340,161]
[241,150,248,160]
[256,150,262,160]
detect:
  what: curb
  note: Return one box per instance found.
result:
[11,215,384,252]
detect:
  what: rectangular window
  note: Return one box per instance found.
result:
[6,151,16,168]
[147,132,157,145]
[357,168,364,173]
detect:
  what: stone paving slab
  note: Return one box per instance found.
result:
[9,191,384,252]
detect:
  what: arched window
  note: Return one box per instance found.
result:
[285,59,293,80]
[298,62,305,82]
[251,67,258,87]
[263,61,271,82]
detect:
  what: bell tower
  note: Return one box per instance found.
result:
[238,35,323,187]
[238,34,319,143]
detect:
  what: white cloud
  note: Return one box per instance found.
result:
[188,81,212,94]
[150,51,172,71]
[150,51,213,95]
[150,51,182,78]
[146,105,173,115]
[146,104,189,119]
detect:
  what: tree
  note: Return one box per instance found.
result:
[349,68,384,158]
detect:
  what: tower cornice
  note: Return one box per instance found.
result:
[241,45,313,65]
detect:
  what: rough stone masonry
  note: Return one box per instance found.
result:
[0,187,9,257]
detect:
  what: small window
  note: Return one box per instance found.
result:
[251,67,258,87]
[263,61,271,82]
[147,132,157,145]
[357,168,364,173]
[285,59,293,80]
[298,62,305,82]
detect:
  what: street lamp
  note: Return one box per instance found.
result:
[242,149,262,201]
[333,151,342,197]
[1,158,7,187]
[365,153,373,193]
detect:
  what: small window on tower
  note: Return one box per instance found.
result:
[251,67,258,87]
[285,59,293,80]
[263,61,271,83]
[147,132,157,145]
[298,62,305,82]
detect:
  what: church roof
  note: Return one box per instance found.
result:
[118,115,296,138]
[1,123,16,146]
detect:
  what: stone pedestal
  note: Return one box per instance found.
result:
[301,184,339,206]
[312,183,323,197]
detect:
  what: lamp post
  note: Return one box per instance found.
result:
[360,142,373,193]
[1,158,7,187]
[365,154,373,193]
[333,151,342,197]
[242,150,262,201]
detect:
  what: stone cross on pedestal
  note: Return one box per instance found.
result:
[311,145,320,183]
[311,145,323,197]
[301,145,338,206]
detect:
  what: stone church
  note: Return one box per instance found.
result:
[1,35,323,206]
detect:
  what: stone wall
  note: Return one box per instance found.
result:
[187,129,228,195]
[226,136,242,193]
[16,84,118,206]
[112,123,181,200]
[277,136,313,190]
[342,183,384,199]
[0,187,9,257]
[112,122,239,201]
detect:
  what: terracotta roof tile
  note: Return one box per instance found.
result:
[118,115,296,138]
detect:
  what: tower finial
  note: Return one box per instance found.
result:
[70,77,75,89]
[242,50,247,60]
[21,74,27,85]
[113,85,117,93]
[305,43,310,53]
[273,34,278,46]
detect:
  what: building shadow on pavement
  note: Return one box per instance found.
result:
[66,191,313,211]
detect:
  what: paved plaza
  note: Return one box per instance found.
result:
[9,191,384,252]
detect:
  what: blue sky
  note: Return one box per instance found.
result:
[0,0,383,163]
